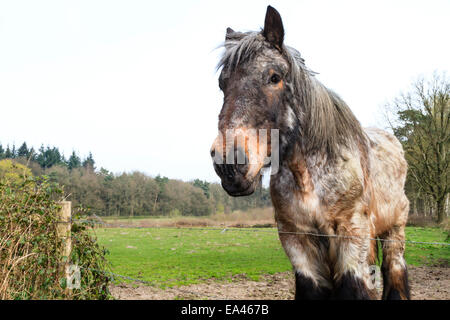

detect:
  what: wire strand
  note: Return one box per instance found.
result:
[74,219,450,246]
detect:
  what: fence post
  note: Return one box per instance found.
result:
[57,201,72,296]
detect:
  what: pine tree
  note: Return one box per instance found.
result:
[67,151,82,170]
[193,179,210,199]
[4,145,12,159]
[36,145,46,167]
[46,147,62,168]
[17,142,29,158]
[11,144,16,158]
[36,145,63,168]
[82,152,95,171]
[99,167,114,181]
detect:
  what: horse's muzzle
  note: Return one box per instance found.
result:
[214,164,255,196]
[211,147,257,196]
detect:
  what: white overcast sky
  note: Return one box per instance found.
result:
[0,0,449,182]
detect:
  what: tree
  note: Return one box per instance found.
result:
[386,73,449,223]
[4,145,13,159]
[193,179,210,199]
[98,167,114,181]
[82,152,95,171]
[154,175,169,213]
[17,142,30,158]
[36,145,64,169]
[67,151,82,170]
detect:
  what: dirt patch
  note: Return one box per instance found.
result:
[109,265,449,300]
[109,272,293,300]
[408,265,450,299]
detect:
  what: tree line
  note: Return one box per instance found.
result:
[0,144,271,217]
[0,143,95,170]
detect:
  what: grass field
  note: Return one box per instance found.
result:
[94,226,449,288]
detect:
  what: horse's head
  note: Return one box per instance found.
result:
[211,6,294,196]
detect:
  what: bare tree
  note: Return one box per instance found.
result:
[386,72,449,223]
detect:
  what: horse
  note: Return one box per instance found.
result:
[210,6,410,300]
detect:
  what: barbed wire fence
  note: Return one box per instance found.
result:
[68,217,449,300]
[76,218,450,246]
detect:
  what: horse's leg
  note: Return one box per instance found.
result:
[333,211,375,300]
[280,233,332,299]
[380,224,410,300]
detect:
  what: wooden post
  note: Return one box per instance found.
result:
[57,201,72,296]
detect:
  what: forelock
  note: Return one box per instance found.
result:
[218,31,265,74]
[217,31,315,83]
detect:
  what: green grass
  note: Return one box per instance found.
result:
[95,226,449,287]
[404,227,449,266]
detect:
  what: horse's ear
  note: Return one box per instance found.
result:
[263,6,284,51]
[225,27,235,40]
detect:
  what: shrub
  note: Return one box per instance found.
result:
[0,159,32,184]
[0,176,111,299]
[169,209,181,217]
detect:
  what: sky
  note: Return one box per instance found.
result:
[0,0,449,183]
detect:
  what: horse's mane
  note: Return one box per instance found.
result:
[218,31,368,161]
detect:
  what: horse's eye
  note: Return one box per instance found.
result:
[270,74,281,84]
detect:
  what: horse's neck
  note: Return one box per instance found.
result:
[295,78,367,161]
[285,143,327,179]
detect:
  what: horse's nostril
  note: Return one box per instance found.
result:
[224,164,235,180]
[214,147,249,181]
